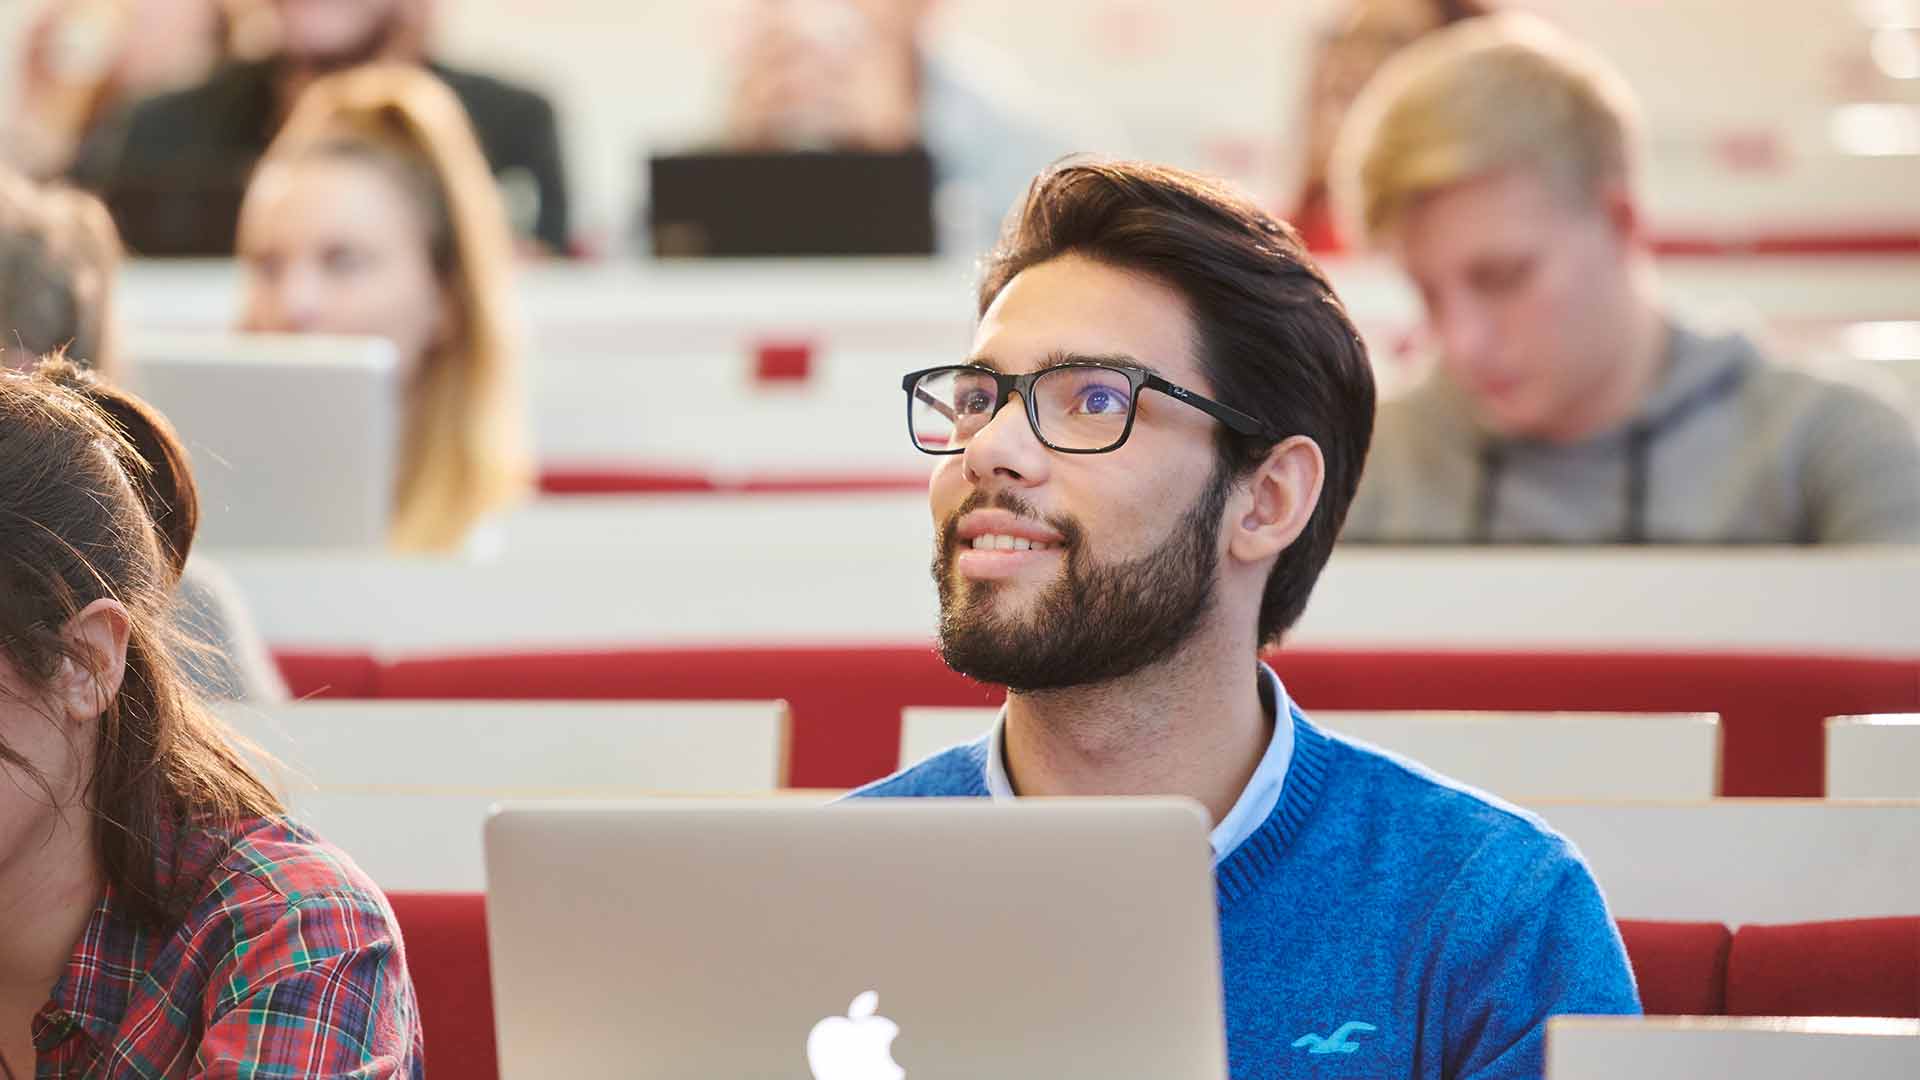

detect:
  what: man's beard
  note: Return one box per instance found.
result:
[933,462,1235,694]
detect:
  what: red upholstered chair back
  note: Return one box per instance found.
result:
[1726,917,1920,1019]
[1616,919,1733,1016]
[378,645,1002,789]
[274,651,381,700]
[288,647,1919,795]
[1270,651,1920,797]
[387,892,499,1080]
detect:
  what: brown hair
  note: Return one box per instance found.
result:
[0,357,281,926]
[981,160,1375,643]
[251,64,530,553]
[0,168,123,375]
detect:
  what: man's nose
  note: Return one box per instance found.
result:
[1433,300,1495,369]
[960,393,1050,486]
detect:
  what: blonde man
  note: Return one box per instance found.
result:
[1332,14,1920,543]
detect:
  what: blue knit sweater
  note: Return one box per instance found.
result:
[851,706,1641,1079]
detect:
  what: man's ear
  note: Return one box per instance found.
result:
[1227,436,1325,567]
[54,599,132,725]
[1599,179,1641,247]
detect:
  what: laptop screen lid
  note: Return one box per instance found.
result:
[126,332,399,551]
[484,798,1227,1080]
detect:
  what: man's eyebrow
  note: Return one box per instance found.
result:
[1038,350,1164,378]
[959,351,1166,377]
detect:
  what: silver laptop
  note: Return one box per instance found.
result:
[126,332,399,550]
[484,799,1228,1080]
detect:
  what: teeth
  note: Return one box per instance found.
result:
[969,534,1057,551]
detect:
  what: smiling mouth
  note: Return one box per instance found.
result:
[967,533,1062,552]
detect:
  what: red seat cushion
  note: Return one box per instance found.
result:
[378,645,1003,789]
[537,468,927,495]
[373,646,1917,794]
[386,892,498,1079]
[1269,650,1920,797]
[1616,919,1732,1015]
[1726,917,1920,1018]
[273,650,380,700]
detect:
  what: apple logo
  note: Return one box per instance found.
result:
[806,990,906,1080]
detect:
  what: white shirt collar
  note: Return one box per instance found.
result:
[982,662,1296,865]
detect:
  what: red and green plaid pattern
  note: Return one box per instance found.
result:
[32,817,423,1078]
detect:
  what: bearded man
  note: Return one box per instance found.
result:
[855,159,1640,1080]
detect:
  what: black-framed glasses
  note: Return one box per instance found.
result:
[902,362,1279,455]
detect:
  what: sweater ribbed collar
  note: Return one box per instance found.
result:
[1212,708,1333,908]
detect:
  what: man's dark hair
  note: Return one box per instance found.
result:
[978,159,1375,643]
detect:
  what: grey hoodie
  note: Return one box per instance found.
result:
[1342,320,1920,544]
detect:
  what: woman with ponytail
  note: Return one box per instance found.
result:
[0,357,421,1077]
[237,63,531,554]
[1,166,286,703]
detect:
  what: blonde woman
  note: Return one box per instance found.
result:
[237,63,531,553]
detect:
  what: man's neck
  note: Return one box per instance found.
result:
[1000,625,1273,827]
[0,812,101,1004]
[1539,266,1668,444]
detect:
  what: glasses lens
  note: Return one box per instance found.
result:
[1033,365,1134,450]
[910,368,1000,451]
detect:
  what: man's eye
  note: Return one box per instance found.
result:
[956,389,995,414]
[1075,387,1129,415]
[1475,259,1534,294]
[322,248,370,275]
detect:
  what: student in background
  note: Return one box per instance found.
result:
[860,159,1637,1078]
[1332,14,1920,543]
[0,167,286,703]
[0,358,422,1077]
[237,63,531,554]
[723,0,1089,254]
[69,0,570,252]
[1288,0,1489,251]
[2,0,233,179]
[0,168,120,372]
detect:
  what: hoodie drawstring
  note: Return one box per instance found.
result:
[1469,362,1748,543]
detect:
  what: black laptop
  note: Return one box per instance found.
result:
[647,148,936,257]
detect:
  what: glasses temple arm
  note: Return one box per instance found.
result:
[1144,375,1280,440]
[912,385,960,423]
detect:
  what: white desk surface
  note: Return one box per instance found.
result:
[1548,1017,1920,1080]
[216,527,1920,655]
[1519,799,1920,924]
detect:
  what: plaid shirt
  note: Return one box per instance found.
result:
[31,817,423,1078]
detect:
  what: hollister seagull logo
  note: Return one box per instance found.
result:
[807,991,905,1080]
[1293,1020,1378,1054]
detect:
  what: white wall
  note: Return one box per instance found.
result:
[10,2,1912,247]
[423,0,1920,245]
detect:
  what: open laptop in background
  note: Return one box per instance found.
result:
[647,149,936,256]
[125,333,399,550]
[484,799,1228,1080]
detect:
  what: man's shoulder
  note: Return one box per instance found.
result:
[1341,379,1481,541]
[1317,727,1581,875]
[427,62,557,124]
[847,741,990,799]
[1371,376,1473,444]
[1671,320,1903,419]
[125,62,272,132]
